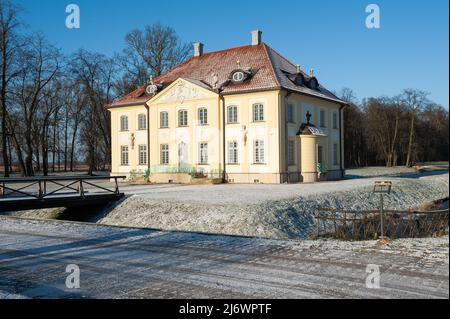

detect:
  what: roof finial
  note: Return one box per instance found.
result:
[306,111,312,125]
[296,64,301,73]
[148,75,153,85]
[310,68,315,77]
[236,60,241,69]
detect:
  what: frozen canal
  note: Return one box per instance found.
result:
[0,216,448,299]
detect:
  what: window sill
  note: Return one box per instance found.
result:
[227,122,240,125]
[252,163,266,165]
[160,127,169,129]
[226,163,240,165]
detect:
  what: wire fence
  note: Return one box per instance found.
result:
[314,208,449,240]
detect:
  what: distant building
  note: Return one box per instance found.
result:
[107,30,346,183]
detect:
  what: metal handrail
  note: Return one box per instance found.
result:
[0,176,126,199]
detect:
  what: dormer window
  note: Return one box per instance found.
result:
[230,69,252,84]
[308,78,319,90]
[232,71,245,82]
[294,74,304,86]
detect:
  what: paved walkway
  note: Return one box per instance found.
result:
[0,217,448,299]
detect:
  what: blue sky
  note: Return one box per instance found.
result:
[14,0,449,107]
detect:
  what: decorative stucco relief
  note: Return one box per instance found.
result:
[159,81,209,104]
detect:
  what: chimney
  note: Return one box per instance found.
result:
[194,42,204,57]
[251,30,262,46]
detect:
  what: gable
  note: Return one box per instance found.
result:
[148,78,218,105]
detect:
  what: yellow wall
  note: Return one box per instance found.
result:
[108,78,344,183]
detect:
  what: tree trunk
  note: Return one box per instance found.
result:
[406,113,415,167]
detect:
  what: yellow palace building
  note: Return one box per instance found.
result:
[107,30,346,184]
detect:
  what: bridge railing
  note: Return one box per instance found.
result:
[0,176,126,200]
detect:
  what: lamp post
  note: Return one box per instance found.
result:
[373,181,392,240]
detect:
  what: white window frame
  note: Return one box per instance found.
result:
[228,141,238,164]
[253,103,264,122]
[198,108,208,125]
[227,106,238,124]
[232,71,245,82]
[253,140,265,164]
[178,110,188,127]
[287,140,295,165]
[138,113,147,130]
[139,144,147,166]
[120,115,128,131]
[120,145,129,166]
[161,144,169,165]
[160,111,169,128]
[199,142,208,165]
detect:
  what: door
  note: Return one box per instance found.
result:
[178,142,188,169]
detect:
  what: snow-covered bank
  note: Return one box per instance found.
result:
[98,172,449,239]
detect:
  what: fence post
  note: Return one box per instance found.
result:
[380,194,384,239]
[79,179,84,198]
[38,181,43,199]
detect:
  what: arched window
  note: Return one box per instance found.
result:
[253,103,264,122]
[198,108,208,125]
[120,115,128,131]
[138,113,147,130]
[227,106,238,124]
[160,111,169,128]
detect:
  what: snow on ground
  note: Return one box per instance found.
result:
[0,217,448,299]
[98,170,449,239]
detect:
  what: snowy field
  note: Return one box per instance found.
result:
[0,217,448,299]
[97,170,449,239]
[3,167,448,240]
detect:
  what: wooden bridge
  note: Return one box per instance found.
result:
[0,176,126,213]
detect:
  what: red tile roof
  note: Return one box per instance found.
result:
[108,43,344,108]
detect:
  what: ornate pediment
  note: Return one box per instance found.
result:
[158,80,211,104]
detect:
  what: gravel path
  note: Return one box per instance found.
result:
[98,171,449,239]
[0,217,448,299]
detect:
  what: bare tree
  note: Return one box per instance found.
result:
[401,89,429,167]
[13,34,60,176]
[70,49,116,174]
[0,0,22,176]
[117,22,191,92]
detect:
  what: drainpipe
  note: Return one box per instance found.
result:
[220,94,226,183]
[284,91,292,183]
[145,105,151,171]
[338,104,346,178]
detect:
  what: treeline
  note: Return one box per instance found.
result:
[341,88,449,168]
[0,0,189,176]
